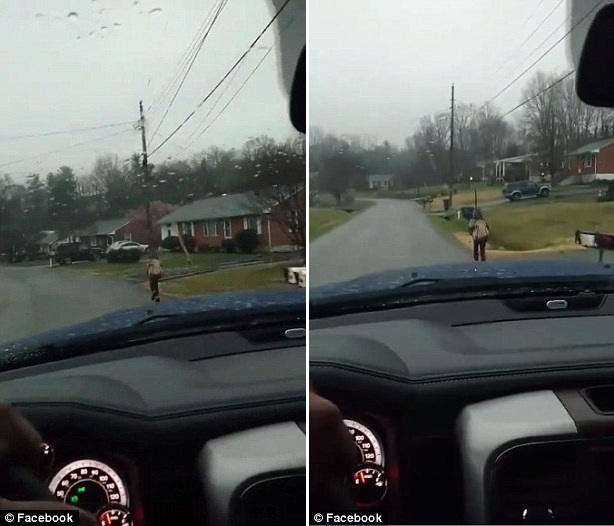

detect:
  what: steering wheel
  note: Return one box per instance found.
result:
[0,465,56,502]
[0,443,56,502]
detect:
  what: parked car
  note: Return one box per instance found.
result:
[106,240,149,254]
[502,180,551,201]
[53,243,103,265]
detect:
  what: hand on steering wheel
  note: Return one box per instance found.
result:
[309,387,359,510]
[0,404,98,526]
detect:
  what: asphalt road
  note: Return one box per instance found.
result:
[0,265,149,343]
[310,199,470,287]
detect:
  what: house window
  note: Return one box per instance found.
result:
[243,216,262,234]
[124,232,132,241]
[180,222,193,236]
[289,210,300,233]
[585,154,593,168]
[223,219,232,239]
[203,220,218,237]
[90,238,98,247]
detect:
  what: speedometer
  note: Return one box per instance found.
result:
[343,419,385,466]
[48,460,128,515]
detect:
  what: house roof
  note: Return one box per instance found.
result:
[568,137,614,156]
[37,231,59,245]
[494,153,537,164]
[78,218,129,236]
[156,192,268,224]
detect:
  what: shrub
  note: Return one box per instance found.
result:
[221,239,237,253]
[107,248,141,263]
[235,229,259,254]
[160,235,195,253]
[161,236,181,252]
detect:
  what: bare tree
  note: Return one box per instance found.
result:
[522,71,567,177]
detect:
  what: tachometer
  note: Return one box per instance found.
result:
[48,460,128,515]
[343,419,385,466]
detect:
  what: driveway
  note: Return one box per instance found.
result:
[310,199,470,287]
[0,265,149,343]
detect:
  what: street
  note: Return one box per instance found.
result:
[309,199,470,287]
[0,265,149,343]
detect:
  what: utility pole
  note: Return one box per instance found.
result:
[449,83,455,208]
[139,100,153,248]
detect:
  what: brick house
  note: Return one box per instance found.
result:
[567,138,614,183]
[156,189,305,252]
[77,218,147,250]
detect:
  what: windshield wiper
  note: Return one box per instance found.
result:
[311,274,614,318]
[0,305,305,373]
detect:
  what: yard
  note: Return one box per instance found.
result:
[436,185,503,208]
[160,262,298,296]
[310,200,374,241]
[429,200,614,252]
[61,251,265,280]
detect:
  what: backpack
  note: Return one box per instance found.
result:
[473,219,490,241]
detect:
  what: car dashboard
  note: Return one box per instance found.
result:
[310,294,614,524]
[0,326,306,526]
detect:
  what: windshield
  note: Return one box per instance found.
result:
[309,0,614,290]
[0,0,306,343]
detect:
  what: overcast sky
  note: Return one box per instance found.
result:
[0,0,296,183]
[309,0,573,145]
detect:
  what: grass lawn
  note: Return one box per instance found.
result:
[61,251,260,280]
[428,201,614,252]
[310,200,374,241]
[161,262,296,296]
[427,214,467,237]
[483,201,614,251]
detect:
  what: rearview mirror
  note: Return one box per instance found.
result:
[576,3,614,107]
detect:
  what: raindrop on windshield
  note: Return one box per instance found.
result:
[149,7,163,16]
[35,13,44,19]
[67,12,79,22]
[113,23,122,29]
[159,179,167,183]
[100,26,108,31]
[89,31,96,36]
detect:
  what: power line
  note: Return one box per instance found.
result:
[505,5,569,81]
[500,69,575,118]
[148,0,291,158]
[479,0,607,110]
[0,121,135,141]
[177,52,251,154]
[496,0,564,78]
[148,0,229,142]
[180,45,276,155]
[0,128,133,169]
[147,1,222,113]
[181,13,295,149]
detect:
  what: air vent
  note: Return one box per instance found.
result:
[502,294,604,312]
[489,443,580,524]
[231,472,305,526]
[239,325,305,344]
